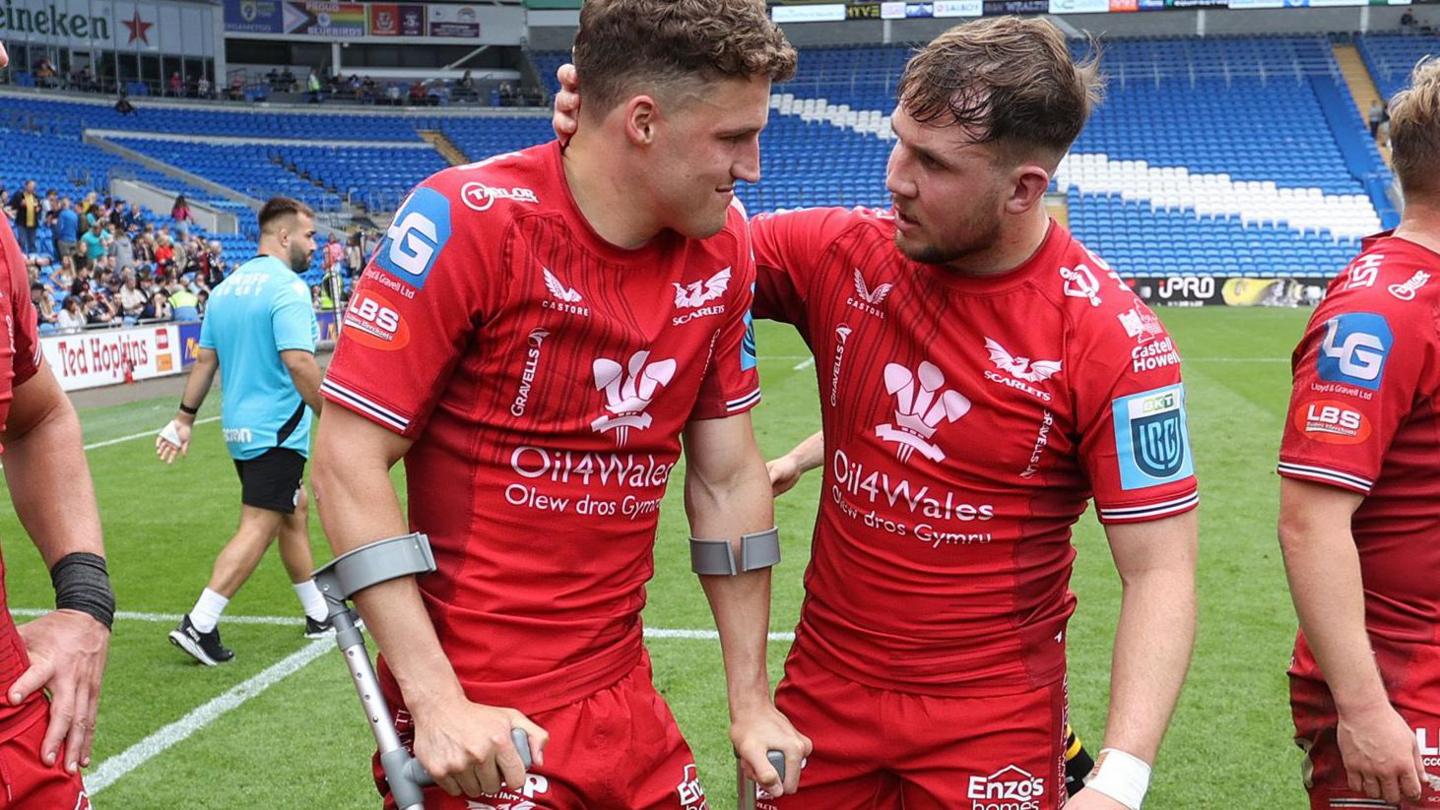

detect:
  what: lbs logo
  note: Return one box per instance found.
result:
[341,289,409,350]
[1295,399,1371,445]
[1318,312,1392,392]
[1112,383,1193,490]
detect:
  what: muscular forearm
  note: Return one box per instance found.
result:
[1280,516,1384,712]
[283,354,324,415]
[1103,566,1195,763]
[4,396,102,566]
[314,432,461,714]
[688,464,776,714]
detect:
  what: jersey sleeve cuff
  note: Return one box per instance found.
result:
[1276,461,1373,495]
[1095,489,1199,524]
[320,378,412,435]
[690,386,762,421]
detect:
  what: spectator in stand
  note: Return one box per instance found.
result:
[41,189,58,216]
[168,277,199,321]
[80,222,105,266]
[171,195,192,232]
[344,232,363,277]
[8,181,41,255]
[34,58,56,88]
[310,284,324,310]
[168,72,183,97]
[205,241,226,288]
[49,258,74,297]
[408,79,426,106]
[75,64,94,91]
[322,233,341,275]
[108,226,134,274]
[498,80,515,106]
[170,237,189,277]
[361,75,377,104]
[307,70,322,103]
[1400,8,1417,30]
[457,69,475,101]
[141,290,171,322]
[197,75,210,98]
[1370,98,1386,138]
[54,198,78,260]
[385,83,401,106]
[56,296,85,333]
[196,289,209,317]
[154,234,174,275]
[31,282,58,335]
[114,91,135,116]
[117,274,145,322]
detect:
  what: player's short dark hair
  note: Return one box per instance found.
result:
[1389,57,1440,197]
[572,0,796,117]
[257,196,315,234]
[896,16,1103,166]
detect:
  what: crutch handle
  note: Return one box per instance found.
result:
[400,727,535,787]
[737,750,789,809]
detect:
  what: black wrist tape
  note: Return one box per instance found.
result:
[50,552,115,630]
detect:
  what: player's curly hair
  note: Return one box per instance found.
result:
[1389,56,1440,196]
[896,16,1103,166]
[572,0,796,116]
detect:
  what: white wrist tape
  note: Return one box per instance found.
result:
[1086,748,1151,810]
[158,420,183,447]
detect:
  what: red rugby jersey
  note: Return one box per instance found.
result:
[0,223,47,735]
[1279,232,1440,653]
[752,207,1198,696]
[323,142,762,711]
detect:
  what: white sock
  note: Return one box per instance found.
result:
[189,588,229,633]
[294,579,328,622]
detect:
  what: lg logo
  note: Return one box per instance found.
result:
[376,187,452,289]
[386,212,440,277]
[1317,313,1393,392]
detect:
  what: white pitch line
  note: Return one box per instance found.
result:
[792,357,816,371]
[12,608,798,642]
[83,416,220,451]
[85,637,332,794]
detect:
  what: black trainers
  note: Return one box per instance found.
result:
[168,615,235,666]
[303,615,335,639]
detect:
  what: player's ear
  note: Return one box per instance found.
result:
[624,96,658,147]
[1006,164,1051,215]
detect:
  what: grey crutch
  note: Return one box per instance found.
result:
[314,532,532,810]
[738,750,789,810]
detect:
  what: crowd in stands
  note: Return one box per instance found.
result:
[4,183,230,334]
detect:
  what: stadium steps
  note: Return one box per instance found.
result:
[82,130,265,212]
[421,130,470,166]
[1332,43,1392,166]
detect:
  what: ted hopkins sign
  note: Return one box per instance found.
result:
[41,325,183,392]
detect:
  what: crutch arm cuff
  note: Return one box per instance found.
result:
[314,532,436,603]
[690,528,781,576]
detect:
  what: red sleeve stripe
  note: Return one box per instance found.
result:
[725,388,762,413]
[32,346,42,369]
[320,379,410,432]
[1327,800,1401,808]
[1276,462,1373,494]
[1097,491,1199,522]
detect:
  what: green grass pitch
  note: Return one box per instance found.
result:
[0,306,1312,807]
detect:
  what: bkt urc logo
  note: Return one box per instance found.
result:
[1318,312,1392,391]
[376,187,452,290]
[1112,384,1193,490]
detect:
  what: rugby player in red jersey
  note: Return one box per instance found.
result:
[312,2,810,808]
[554,17,1199,810]
[0,39,113,810]
[1278,58,1440,810]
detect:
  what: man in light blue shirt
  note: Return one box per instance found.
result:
[155,196,328,665]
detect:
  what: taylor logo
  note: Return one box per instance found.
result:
[984,338,1061,383]
[674,267,731,309]
[1060,264,1102,307]
[847,268,893,318]
[591,350,677,446]
[875,361,971,463]
[460,182,539,213]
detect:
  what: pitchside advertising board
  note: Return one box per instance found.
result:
[42,324,183,392]
[765,0,1407,18]
[1134,275,1332,307]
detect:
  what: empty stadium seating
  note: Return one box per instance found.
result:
[1357,32,1440,100]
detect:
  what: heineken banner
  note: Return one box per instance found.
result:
[0,0,215,54]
